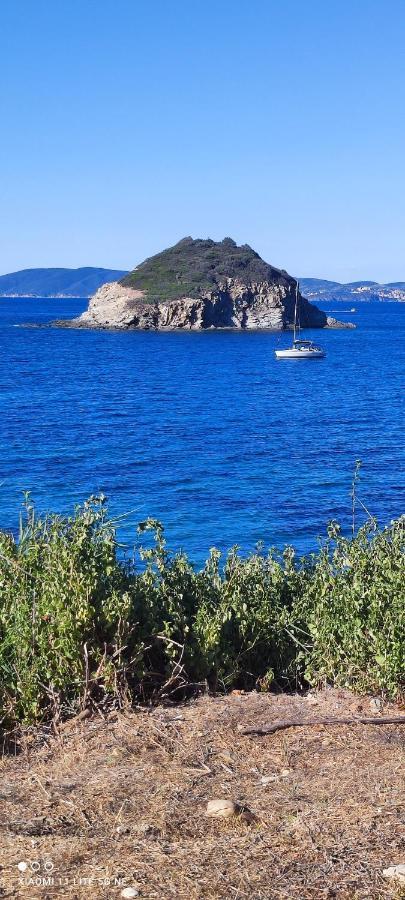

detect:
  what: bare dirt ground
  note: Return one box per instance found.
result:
[0,688,404,899]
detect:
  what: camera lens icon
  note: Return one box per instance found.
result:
[44,860,54,873]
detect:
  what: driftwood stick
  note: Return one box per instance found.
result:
[240,716,405,736]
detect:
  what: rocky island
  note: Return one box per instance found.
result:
[55,237,354,330]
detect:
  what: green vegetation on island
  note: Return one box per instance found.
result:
[120,236,291,304]
[0,496,403,730]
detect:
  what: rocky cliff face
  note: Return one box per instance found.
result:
[70,279,344,330]
[57,238,354,331]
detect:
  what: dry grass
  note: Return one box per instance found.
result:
[0,688,404,899]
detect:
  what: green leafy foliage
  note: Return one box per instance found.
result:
[0,497,403,728]
[295,519,405,698]
[120,237,290,303]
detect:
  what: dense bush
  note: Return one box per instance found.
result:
[295,519,404,699]
[120,236,288,302]
[0,496,403,728]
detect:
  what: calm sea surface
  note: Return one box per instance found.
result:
[1,298,404,563]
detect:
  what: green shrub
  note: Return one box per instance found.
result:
[0,496,138,725]
[294,518,404,698]
[0,497,403,729]
[120,236,286,303]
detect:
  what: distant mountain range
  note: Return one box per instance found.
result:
[0,267,128,297]
[0,267,404,302]
[299,278,405,303]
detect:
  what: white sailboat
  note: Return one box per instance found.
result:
[275,282,325,359]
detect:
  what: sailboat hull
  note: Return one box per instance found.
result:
[275,347,325,359]
[274,283,326,359]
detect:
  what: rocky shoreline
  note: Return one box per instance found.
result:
[53,279,354,331]
[49,238,356,331]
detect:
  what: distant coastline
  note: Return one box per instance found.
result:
[0,294,91,300]
[0,267,128,300]
[1,267,404,302]
[0,293,91,299]
[299,277,405,303]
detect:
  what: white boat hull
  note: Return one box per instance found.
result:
[275,285,326,359]
[275,347,325,359]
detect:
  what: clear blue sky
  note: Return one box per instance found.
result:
[1,0,404,282]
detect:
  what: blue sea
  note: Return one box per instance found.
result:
[1,298,404,564]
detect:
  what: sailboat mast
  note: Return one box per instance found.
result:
[293,282,299,343]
